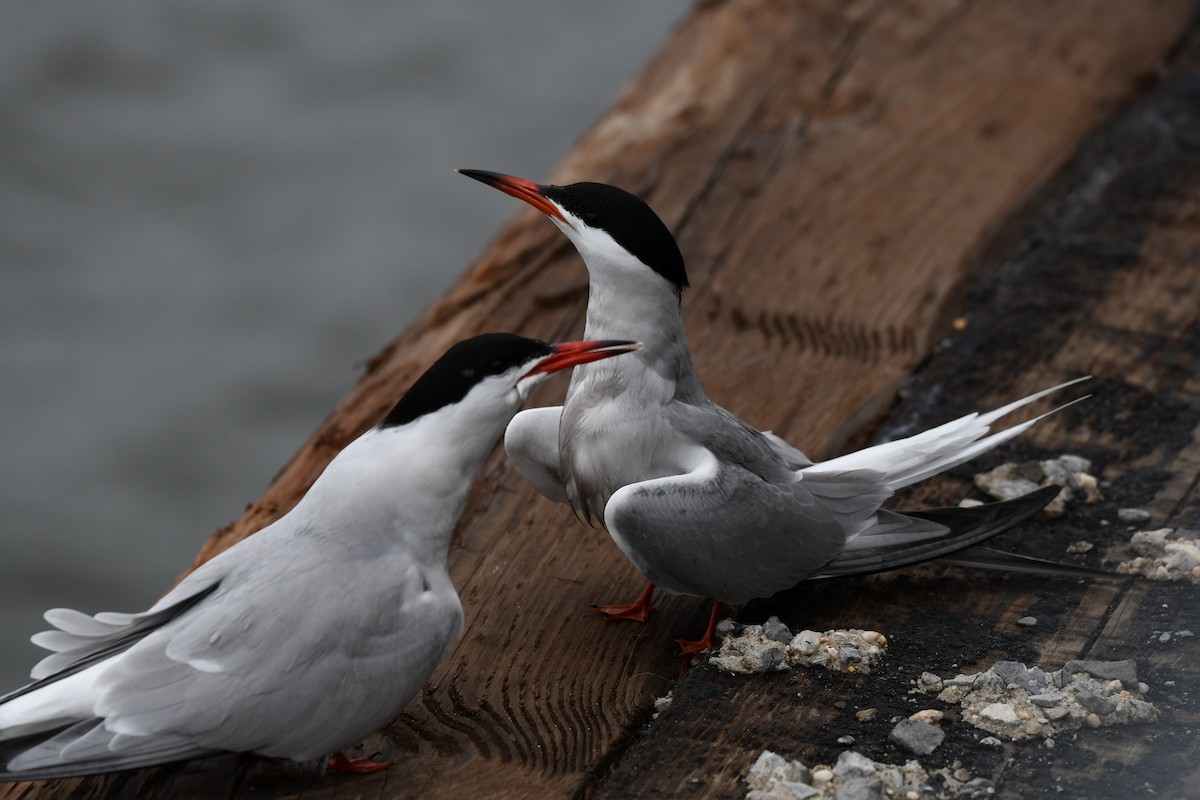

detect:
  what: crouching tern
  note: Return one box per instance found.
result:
[0,333,638,782]
[460,169,1091,656]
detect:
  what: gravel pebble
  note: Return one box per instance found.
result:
[792,630,823,656]
[1063,659,1138,689]
[746,751,818,800]
[652,691,673,719]
[1029,692,1064,707]
[1016,616,1038,627]
[714,618,742,638]
[889,719,945,755]
[834,751,876,779]
[837,777,882,800]
[763,618,794,644]
[980,703,1019,725]
[918,672,943,690]
[1118,507,1152,523]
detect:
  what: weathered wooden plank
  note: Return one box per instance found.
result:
[593,47,1200,799]
[2,1,1195,798]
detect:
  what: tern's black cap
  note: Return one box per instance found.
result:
[542,182,689,291]
[379,333,553,428]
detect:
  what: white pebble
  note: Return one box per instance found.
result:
[1118,508,1151,524]
[980,703,1019,725]
[1086,713,1102,728]
[812,768,833,784]
[1016,616,1038,627]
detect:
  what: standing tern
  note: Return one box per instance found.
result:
[0,333,638,782]
[460,169,1090,656]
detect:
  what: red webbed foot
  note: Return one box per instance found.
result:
[594,582,656,623]
[328,751,390,774]
[675,599,723,660]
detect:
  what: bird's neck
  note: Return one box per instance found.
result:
[559,271,702,517]
[303,403,506,567]
[581,272,695,377]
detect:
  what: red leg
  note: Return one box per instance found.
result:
[594,582,656,622]
[675,600,722,659]
[328,751,390,774]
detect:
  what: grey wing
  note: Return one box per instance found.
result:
[95,551,462,759]
[3,548,462,778]
[760,430,813,469]
[505,406,569,503]
[602,447,891,605]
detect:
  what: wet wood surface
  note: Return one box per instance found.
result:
[3,1,1198,798]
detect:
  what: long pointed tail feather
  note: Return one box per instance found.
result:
[815,486,1064,578]
[937,545,1117,578]
[809,377,1090,492]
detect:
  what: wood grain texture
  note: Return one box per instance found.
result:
[2,1,1196,798]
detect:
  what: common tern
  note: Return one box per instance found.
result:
[0,333,638,781]
[460,169,1090,656]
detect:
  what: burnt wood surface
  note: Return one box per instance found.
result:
[3,1,1198,798]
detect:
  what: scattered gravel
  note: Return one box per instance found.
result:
[1116,527,1200,582]
[744,749,992,800]
[972,454,1101,517]
[712,617,887,675]
[922,659,1157,740]
[1066,540,1094,555]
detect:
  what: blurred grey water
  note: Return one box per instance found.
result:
[0,1,689,691]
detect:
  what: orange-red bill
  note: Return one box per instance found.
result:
[457,169,571,226]
[523,339,640,378]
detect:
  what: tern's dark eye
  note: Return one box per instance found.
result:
[582,210,599,225]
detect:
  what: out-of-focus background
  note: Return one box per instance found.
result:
[0,1,690,690]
